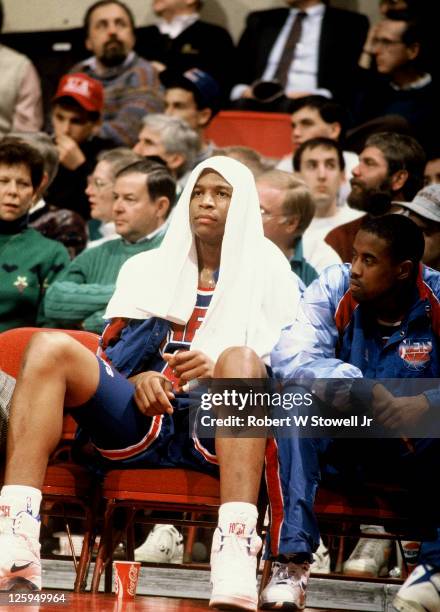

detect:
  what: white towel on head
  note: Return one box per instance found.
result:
[106,156,300,364]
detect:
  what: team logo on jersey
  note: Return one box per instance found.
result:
[398,339,432,370]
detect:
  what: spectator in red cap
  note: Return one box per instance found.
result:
[45,72,114,220]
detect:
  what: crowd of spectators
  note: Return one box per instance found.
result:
[0,1,439,611]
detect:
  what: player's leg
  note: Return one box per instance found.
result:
[5,332,100,487]
[0,331,100,592]
[260,435,327,611]
[209,346,267,611]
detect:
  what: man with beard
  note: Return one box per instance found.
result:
[325,132,425,262]
[71,1,164,147]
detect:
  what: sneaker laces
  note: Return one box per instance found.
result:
[217,527,261,557]
[271,562,291,584]
[270,561,310,586]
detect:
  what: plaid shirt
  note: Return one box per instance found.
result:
[0,370,14,454]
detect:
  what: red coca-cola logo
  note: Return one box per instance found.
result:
[127,565,138,596]
[114,562,139,598]
[114,573,122,596]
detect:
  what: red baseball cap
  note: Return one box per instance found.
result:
[53,73,104,113]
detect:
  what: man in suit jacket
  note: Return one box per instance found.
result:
[231,0,369,109]
[136,0,235,98]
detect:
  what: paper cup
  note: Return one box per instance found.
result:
[113,561,141,600]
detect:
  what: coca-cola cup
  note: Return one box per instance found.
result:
[113,560,141,600]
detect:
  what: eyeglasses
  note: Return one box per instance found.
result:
[87,176,111,190]
[372,37,404,49]
[260,208,288,219]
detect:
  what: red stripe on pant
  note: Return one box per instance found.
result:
[265,438,284,557]
[96,415,163,460]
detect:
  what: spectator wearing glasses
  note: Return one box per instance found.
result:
[256,169,318,288]
[360,1,439,81]
[86,148,141,248]
[353,12,439,152]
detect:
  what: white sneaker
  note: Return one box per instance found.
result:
[209,524,262,611]
[393,564,440,612]
[312,538,331,574]
[0,507,41,591]
[260,560,310,610]
[134,524,183,563]
[52,532,84,557]
[343,528,392,577]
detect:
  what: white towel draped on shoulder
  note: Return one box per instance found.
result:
[106,156,300,364]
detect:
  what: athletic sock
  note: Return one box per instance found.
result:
[218,501,258,532]
[1,485,42,517]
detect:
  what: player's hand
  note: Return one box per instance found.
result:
[163,351,215,391]
[55,134,86,170]
[372,383,429,429]
[131,371,175,416]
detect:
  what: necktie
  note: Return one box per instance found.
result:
[273,11,307,88]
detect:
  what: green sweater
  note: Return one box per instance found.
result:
[44,228,166,334]
[0,227,70,331]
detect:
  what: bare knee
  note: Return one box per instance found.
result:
[21,331,99,406]
[23,332,81,375]
[214,346,266,378]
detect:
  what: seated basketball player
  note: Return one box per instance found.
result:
[0,156,300,611]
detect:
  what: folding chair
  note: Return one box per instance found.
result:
[90,468,222,592]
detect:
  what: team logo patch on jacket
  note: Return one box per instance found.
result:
[398,339,432,370]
